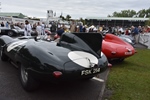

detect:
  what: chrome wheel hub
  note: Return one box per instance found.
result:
[21,66,28,83]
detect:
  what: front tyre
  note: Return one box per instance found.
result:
[0,48,8,61]
[20,65,39,92]
[117,58,124,62]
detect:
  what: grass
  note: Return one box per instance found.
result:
[105,49,150,100]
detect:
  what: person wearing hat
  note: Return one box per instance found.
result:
[24,20,32,36]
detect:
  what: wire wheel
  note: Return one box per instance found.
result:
[21,65,28,83]
[8,31,14,36]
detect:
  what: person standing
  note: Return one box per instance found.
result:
[79,23,83,32]
[36,22,42,36]
[1,22,5,27]
[20,23,25,29]
[24,20,32,36]
[70,21,76,32]
[102,25,106,31]
[10,22,15,29]
[118,26,124,34]
[131,26,139,44]
[41,22,45,35]
[50,22,57,34]
[5,22,10,28]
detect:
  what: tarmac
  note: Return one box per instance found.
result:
[134,43,148,49]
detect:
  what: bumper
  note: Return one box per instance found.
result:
[28,64,108,82]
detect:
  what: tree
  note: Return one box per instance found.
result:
[145,19,150,26]
[137,8,150,18]
[109,10,136,17]
[59,15,65,20]
[79,17,85,25]
[108,8,150,18]
[66,15,71,21]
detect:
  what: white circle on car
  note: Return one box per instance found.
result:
[68,51,98,68]
[7,40,27,52]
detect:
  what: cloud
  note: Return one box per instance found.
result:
[1,0,150,18]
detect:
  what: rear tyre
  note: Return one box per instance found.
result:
[19,64,39,92]
[7,31,14,37]
[0,48,8,61]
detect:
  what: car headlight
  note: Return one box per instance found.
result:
[101,52,104,57]
[125,38,132,43]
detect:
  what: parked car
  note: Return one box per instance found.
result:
[102,34,136,61]
[101,30,135,46]
[14,26,25,35]
[0,27,21,36]
[0,33,108,91]
[118,34,135,46]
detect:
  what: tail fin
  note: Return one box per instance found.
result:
[60,32,103,58]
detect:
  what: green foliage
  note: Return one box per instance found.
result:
[59,15,65,20]
[137,8,150,17]
[66,14,71,21]
[106,49,150,100]
[60,14,71,21]
[109,8,150,18]
[145,19,150,26]
[79,17,85,25]
[110,10,136,17]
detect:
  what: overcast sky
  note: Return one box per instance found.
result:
[1,0,150,19]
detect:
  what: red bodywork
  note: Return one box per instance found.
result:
[102,34,136,60]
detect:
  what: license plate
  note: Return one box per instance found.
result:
[81,68,100,75]
[125,52,132,55]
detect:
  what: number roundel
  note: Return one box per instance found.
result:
[68,51,98,68]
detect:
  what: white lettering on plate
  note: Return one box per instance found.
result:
[81,68,100,75]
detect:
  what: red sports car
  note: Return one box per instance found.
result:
[102,34,136,61]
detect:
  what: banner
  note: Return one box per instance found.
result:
[139,33,150,49]
[0,16,12,22]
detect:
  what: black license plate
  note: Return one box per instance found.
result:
[81,68,100,75]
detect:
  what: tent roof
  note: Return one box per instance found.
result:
[0,12,26,18]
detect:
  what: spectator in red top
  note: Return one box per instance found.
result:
[146,26,150,32]
[125,28,129,35]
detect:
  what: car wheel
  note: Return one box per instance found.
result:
[117,58,124,62]
[7,31,14,37]
[20,64,39,92]
[0,48,8,61]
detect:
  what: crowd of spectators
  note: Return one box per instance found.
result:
[1,20,150,43]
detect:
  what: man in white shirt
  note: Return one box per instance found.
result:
[41,22,45,35]
[36,22,42,36]
[24,20,32,36]
[118,26,124,34]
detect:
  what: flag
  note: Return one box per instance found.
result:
[136,13,140,17]
[132,15,136,18]
[144,14,147,18]
[54,12,56,17]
